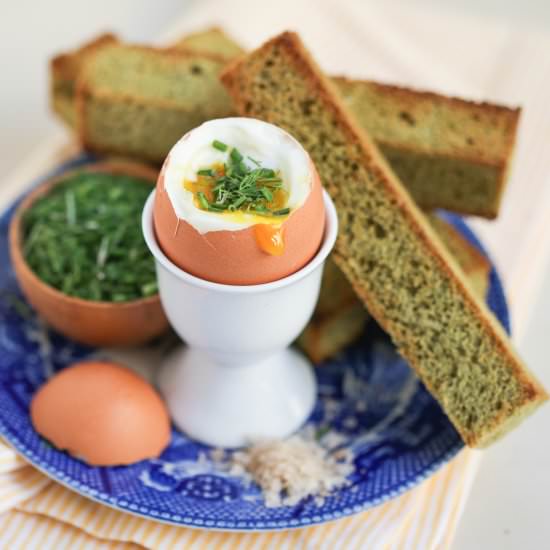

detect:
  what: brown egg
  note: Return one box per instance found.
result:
[31,361,171,466]
[153,161,326,286]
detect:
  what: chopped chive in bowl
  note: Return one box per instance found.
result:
[22,172,157,303]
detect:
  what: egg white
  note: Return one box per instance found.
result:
[163,118,313,234]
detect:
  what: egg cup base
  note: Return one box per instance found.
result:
[157,345,316,448]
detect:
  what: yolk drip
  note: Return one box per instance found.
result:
[254,224,285,256]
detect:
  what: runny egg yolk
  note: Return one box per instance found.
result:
[254,225,285,256]
[183,163,290,256]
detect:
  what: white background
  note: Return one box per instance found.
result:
[1,1,549,548]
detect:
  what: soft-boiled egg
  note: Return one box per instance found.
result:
[153,118,325,285]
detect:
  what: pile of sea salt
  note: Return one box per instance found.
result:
[210,430,353,508]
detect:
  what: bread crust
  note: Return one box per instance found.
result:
[333,75,521,147]
[170,26,245,60]
[221,31,547,447]
[50,33,120,127]
[51,33,119,80]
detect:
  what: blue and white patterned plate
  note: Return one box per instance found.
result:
[0,155,509,531]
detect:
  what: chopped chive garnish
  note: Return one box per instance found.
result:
[65,190,76,226]
[260,187,273,201]
[230,148,243,163]
[197,192,210,210]
[253,205,270,214]
[260,168,276,178]
[273,208,290,216]
[96,235,110,267]
[212,140,228,152]
[257,178,282,185]
[230,196,247,210]
[197,169,215,177]
[191,142,289,216]
[141,281,158,296]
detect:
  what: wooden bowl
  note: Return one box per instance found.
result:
[9,160,169,347]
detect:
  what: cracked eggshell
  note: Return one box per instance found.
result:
[30,361,171,466]
[152,161,325,286]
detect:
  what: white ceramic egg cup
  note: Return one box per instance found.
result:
[142,191,338,448]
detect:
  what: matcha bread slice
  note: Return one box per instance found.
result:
[334,78,520,219]
[76,44,234,162]
[299,297,368,364]
[51,33,118,127]
[426,213,491,298]
[299,215,491,363]
[171,26,245,60]
[222,31,547,447]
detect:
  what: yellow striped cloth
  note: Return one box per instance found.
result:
[0,444,26,474]
[0,435,479,549]
[0,466,50,515]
